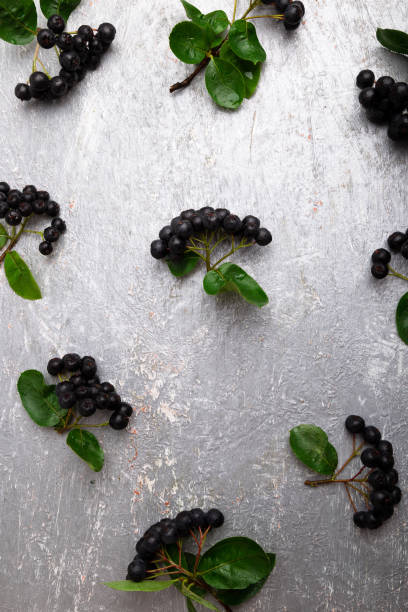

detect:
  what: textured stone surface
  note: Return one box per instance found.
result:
[1,0,408,610]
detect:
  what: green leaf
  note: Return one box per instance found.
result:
[104,579,177,592]
[40,0,81,21]
[396,292,408,343]
[0,0,37,45]
[290,424,338,476]
[216,553,275,605]
[66,429,104,472]
[203,269,227,295]
[376,28,408,55]
[167,252,200,277]
[205,57,245,109]
[218,262,268,307]
[17,369,67,427]
[169,21,209,64]
[186,599,198,612]
[198,537,271,591]
[181,2,228,36]
[0,223,9,249]
[4,251,42,300]
[181,0,201,22]
[219,41,261,98]
[181,585,218,611]
[228,20,266,64]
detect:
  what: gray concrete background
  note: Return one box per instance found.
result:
[0,0,408,610]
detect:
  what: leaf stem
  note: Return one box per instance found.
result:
[388,266,408,282]
[0,216,31,265]
[232,0,238,23]
[244,14,284,20]
[344,483,357,513]
[32,43,40,73]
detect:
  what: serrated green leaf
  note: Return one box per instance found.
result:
[203,269,226,295]
[167,252,200,277]
[40,0,81,21]
[66,428,104,472]
[104,579,177,592]
[215,553,275,605]
[229,20,266,64]
[0,223,9,249]
[290,424,338,475]
[396,292,408,343]
[377,28,408,55]
[219,41,261,98]
[17,369,67,427]
[198,537,271,591]
[218,262,268,307]
[0,0,37,45]
[4,251,42,300]
[170,21,209,64]
[205,57,245,109]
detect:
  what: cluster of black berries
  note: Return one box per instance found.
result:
[150,208,272,261]
[0,182,66,256]
[261,0,305,30]
[127,508,224,582]
[370,230,408,279]
[356,70,408,142]
[47,354,133,430]
[15,16,116,102]
[345,415,401,530]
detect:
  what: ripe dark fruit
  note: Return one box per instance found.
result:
[5,210,22,226]
[384,469,398,489]
[50,76,68,98]
[345,415,365,434]
[98,23,116,43]
[0,202,8,218]
[73,35,87,52]
[30,72,50,92]
[15,84,32,101]
[44,227,60,243]
[159,226,173,242]
[0,182,10,194]
[206,508,224,528]
[56,381,75,396]
[215,208,230,222]
[353,511,367,528]
[127,558,146,582]
[39,241,53,255]
[191,214,204,232]
[70,374,86,387]
[223,214,242,234]
[377,440,393,455]
[87,55,101,70]
[368,469,387,490]
[168,235,186,255]
[202,213,219,231]
[150,239,167,259]
[371,263,388,279]
[47,14,65,34]
[47,357,63,375]
[390,486,402,505]
[356,69,375,89]
[96,393,109,409]
[378,454,395,471]
[181,209,195,221]
[161,524,179,544]
[360,448,380,468]
[365,511,382,530]
[75,385,90,400]
[46,201,60,217]
[388,231,406,251]
[78,25,94,42]
[58,391,77,409]
[190,508,208,529]
[63,353,82,371]
[56,33,73,50]
[371,249,391,265]
[370,490,393,510]
[89,38,104,55]
[375,76,395,98]
[358,87,378,109]
[117,402,133,417]
[19,202,32,217]
[256,228,272,246]
[106,392,121,410]
[78,398,96,417]
[363,426,381,445]
[175,511,193,535]
[37,28,56,49]
[51,217,66,233]
[81,357,97,379]
[60,50,81,72]
[284,4,303,25]
[109,412,128,430]
[33,199,47,214]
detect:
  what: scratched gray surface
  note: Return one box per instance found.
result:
[0,0,408,610]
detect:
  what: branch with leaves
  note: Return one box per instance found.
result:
[169,0,305,109]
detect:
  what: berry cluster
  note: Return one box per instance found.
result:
[151,208,272,261]
[47,354,133,430]
[356,69,408,142]
[370,230,408,279]
[0,182,66,256]
[15,16,116,102]
[261,0,305,30]
[127,508,224,582]
[345,415,401,530]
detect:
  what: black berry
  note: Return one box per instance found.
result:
[370,489,393,510]
[63,353,82,371]
[175,511,193,536]
[60,50,81,72]
[47,14,65,34]
[39,241,53,255]
[161,523,178,544]
[50,77,68,98]
[284,4,303,25]
[127,557,146,582]
[117,402,133,417]
[56,33,73,50]
[356,70,375,89]
[56,381,75,396]
[5,210,22,226]
[368,469,387,490]
[29,72,50,93]
[365,510,382,529]
[33,199,47,214]
[358,87,378,109]
[375,76,395,98]
[78,25,94,41]
[81,356,97,379]
[159,226,173,242]
[151,239,168,259]
[15,83,32,101]
[371,249,391,265]
[78,398,96,417]
[51,217,66,233]
[44,227,60,243]
[377,440,393,454]
[388,231,406,251]
[390,486,402,505]
[47,357,63,375]
[384,469,398,490]
[58,391,76,409]
[109,412,128,430]
[106,392,121,410]
[378,454,394,471]
[37,28,56,49]
[345,415,365,434]
[98,23,116,43]
[360,448,380,468]
[223,214,242,234]
[18,201,33,217]
[363,426,381,445]
[371,263,388,279]
[190,508,208,529]
[101,382,115,394]
[168,235,186,255]
[353,511,367,528]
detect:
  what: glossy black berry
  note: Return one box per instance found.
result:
[0,202,9,218]
[47,357,63,375]
[175,220,194,239]
[29,72,50,93]
[39,241,53,255]
[181,209,196,221]
[56,32,73,50]
[77,398,95,417]
[59,69,78,88]
[242,215,260,228]
[366,108,388,124]
[356,69,375,89]
[98,23,116,43]
[56,381,74,396]
[15,83,32,101]
[360,447,380,468]
[86,54,101,70]
[75,385,90,400]
[51,217,66,233]
[256,228,272,246]
[390,486,402,505]
[215,208,230,222]
[5,210,22,226]
[37,28,56,49]
[89,38,104,55]
[50,76,68,98]
[117,402,133,417]
[363,426,381,445]
[202,212,219,231]
[190,508,208,529]
[70,374,86,387]
[365,510,382,529]
[284,4,303,25]
[371,249,391,265]
[86,376,100,386]
[175,510,193,535]
[358,87,378,109]
[77,24,93,41]
[33,199,47,214]
[159,226,173,242]
[47,14,65,33]
[150,239,167,259]
[371,263,388,279]
[127,557,146,582]
[94,392,108,409]
[44,201,59,217]
[101,381,115,394]
[389,82,408,110]
[375,75,395,98]
[353,511,367,528]
[275,0,289,9]
[168,235,186,255]
[370,489,393,509]
[388,231,406,251]
[60,50,81,72]
[18,201,33,217]
[107,392,121,410]
[377,440,393,455]
[373,504,394,520]
[0,182,10,194]
[36,191,49,201]
[109,412,128,430]
[191,214,204,232]
[63,353,81,371]
[291,1,305,16]
[368,469,387,490]
[378,454,395,471]
[81,356,97,379]
[206,508,224,528]
[384,469,398,490]
[44,227,60,243]
[161,523,179,544]
[223,214,242,234]
[58,391,77,409]
[345,415,365,434]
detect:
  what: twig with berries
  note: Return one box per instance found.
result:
[17,355,134,472]
[290,418,401,531]
[169,0,305,109]
[0,182,67,300]
[151,207,272,307]
[105,508,276,611]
